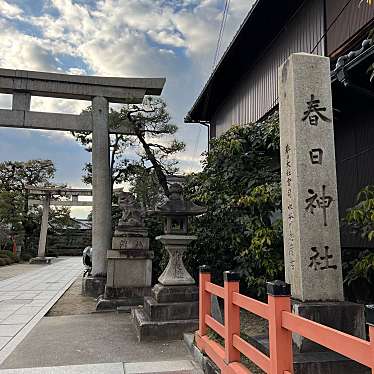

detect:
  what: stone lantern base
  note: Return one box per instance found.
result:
[132,283,198,341]
[131,219,202,340]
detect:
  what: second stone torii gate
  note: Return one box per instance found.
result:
[0,68,165,278]
[27,186,93,262]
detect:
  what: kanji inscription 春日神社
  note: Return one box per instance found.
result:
[279,53,344,302]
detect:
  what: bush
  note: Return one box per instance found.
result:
[46,250,59,258]
[4,256,13,265]
[0,257,7,266]
[0,250,19,263]
[342,185,374,302]
[185,112,284,299]
[20,252,33,262]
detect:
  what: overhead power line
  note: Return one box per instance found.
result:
[212,0,231,70]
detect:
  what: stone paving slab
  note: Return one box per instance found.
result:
[0,362,124,373]
[0,265,45,282]
[0,360,202,374]
[0,257,82,365]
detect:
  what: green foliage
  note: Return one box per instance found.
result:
[128,164,166,211]
[144,214,168,284]
[185,112,284,298]
[0,160,74,253]
[73,98,185,196]
[342,185,374,302]
[0,250,19,265]
[346,185,374,241]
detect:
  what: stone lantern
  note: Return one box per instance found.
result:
[155,183,205,285]
[132,183,206,341]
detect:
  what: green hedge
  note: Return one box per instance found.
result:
[0,250,20,266]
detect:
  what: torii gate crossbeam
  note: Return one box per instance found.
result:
[1,69,165,278]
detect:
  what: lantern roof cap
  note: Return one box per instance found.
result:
[156,183,206,216]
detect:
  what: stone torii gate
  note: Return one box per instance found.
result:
[0,69,165,278]
[27,186,93,263]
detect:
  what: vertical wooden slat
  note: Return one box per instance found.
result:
[223,271,241,364]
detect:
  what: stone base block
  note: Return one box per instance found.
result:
[143,296,198,321]
[152,283,198,303]
[105,285,151,299]
[96,295,144,311]
[81,275,106,298]
[96,285,151,311]
[29,257,54,264]
[292,301,365,352]
[131,307,198,341]
[107,257,152,289]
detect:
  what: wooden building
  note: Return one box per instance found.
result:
[186,0,374,248]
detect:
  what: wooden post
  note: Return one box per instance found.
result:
[267,280,293,374]
[369,326,374,374]
[224,271,240,364]
[365,306,374,373]
[199,265,211,337]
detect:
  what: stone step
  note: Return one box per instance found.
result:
[131,308,198,342]
[143,297,198,322]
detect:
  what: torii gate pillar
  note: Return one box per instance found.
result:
[91,96,111,276]
[0,68,165,295]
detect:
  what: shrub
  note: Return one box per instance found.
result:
[185,112,284,299]
[0,250,19,263]
[4,256,13,265]
[342,185,374,302]
[0,257,7,266]
[20,252,33,262]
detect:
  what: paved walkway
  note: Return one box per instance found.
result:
[0,360,201,373]
[0,264,45,282]
[0,257,82,365]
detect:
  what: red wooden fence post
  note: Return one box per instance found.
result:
[365,305,374,373]
[224,271,241,364]
[267,280,293,374]
[199,265,211,337]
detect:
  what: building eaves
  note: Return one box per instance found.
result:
[185,0,306,123]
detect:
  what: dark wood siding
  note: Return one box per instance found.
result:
[212,0,325,136]
[326,0,374,55]
[334,99,374,248]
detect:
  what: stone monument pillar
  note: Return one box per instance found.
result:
[132,183,205,341]
[278,53,365,373]
[96,192,154,310]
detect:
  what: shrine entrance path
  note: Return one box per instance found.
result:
[0,263,46,282]
[0,257,82,365]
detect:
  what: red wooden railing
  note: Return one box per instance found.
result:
[196,266,374,374]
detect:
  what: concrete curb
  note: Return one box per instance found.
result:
[183,334,219,374]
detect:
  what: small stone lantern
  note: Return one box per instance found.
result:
[155,183,205,285]
[132,183,206,341]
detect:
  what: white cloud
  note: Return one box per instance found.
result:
[0,0,23,19]
[0,0,255,176]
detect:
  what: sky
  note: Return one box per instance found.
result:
[0,0,255,217]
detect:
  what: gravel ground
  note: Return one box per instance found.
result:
[240,310,268,374]
[47,275,97,316]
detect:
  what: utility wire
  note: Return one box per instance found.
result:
[191,0,231,164]
[212,0,231,70]
[311,0,355,53]
[269,0,355,109]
